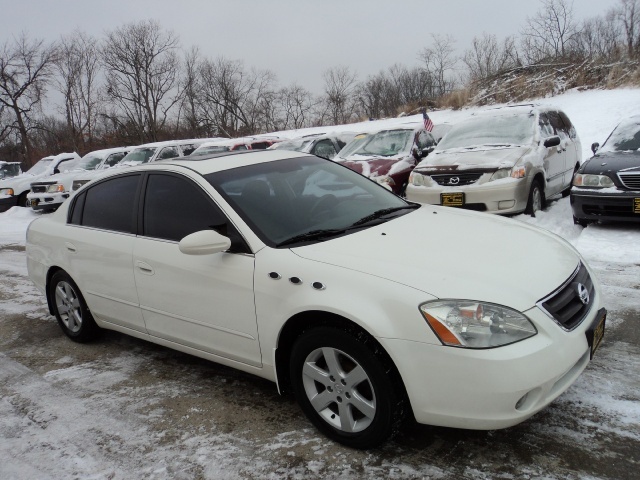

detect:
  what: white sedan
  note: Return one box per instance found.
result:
[26,149,606,448]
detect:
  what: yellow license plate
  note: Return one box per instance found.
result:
[588,309,606,359]
[441,193,464,207]
[634,198,640,213]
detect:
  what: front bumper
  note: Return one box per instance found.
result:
[26,191,68,211]
[0,195,19,212]
[571,189,640,223]
[379,290,604,430]
[405,177,530,214]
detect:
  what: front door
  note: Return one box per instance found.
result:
[132,172,261,366]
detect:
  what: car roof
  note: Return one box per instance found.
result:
[150,149,309,175]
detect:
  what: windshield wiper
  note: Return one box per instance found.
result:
[276,228,347,247]
[351,204,419,227]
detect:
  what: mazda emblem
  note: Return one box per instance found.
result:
[576,283,590,305]
[448,177,460,185]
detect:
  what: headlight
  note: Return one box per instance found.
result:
[489,169,510,181]
[375,175,395,188]
[0,187,14,196]
[409,172,425,186]
[511,166,526,178]
[46,184,66,193]
[573,174,614,188]
[419,300,537,348]
[72,180,90,191]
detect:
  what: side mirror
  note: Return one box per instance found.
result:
[412,147,421,161]
[543,136,561,148]
[591,142,600,155]
[179,230,231,255]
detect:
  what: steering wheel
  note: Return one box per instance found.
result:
[309,194,338,219]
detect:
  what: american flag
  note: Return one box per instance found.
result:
[422,109,434,132]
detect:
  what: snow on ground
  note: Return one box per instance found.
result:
[1,88,640,478]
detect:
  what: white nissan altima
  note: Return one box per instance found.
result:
[26,149,606,448]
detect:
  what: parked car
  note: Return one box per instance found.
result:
[571,115,640,225]
[430,123,452,143]
[406,105,581,215]
[0,161,21,180]
[70,138,219,192]
[26,149,605,448]
[192,136,280,155]
[336,125,437,195]
[269,133,352,160]
[26,147,131,212]
[0,152,80,212]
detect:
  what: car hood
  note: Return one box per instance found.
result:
[583,151,640,174]
[416,146,530,172]
[292,206,579,312]
[339,156,413,177]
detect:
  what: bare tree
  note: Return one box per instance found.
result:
[321,66,358,125]
[196,57,277,137]
[419,34,457,97]
[55,30,102,152]
[463,34,520,82]
[101,20,181,143]
[614,0,640,57]
[521,0,581,63]
[272,83,315,130]
[178,46,205,137]
[0,33,57,164]
[577,12,622,60]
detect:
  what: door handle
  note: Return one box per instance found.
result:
[135,260,155,275]
[65,242,77,253]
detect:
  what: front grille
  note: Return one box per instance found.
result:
[618,172,640,190]
[30,181,55,193]
[538,263,594,331]
[430,173,483,186]
[583,203,635,217]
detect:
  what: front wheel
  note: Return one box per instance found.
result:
[525,180,545,217]
[49,270,100,342]
[290,326,407,449]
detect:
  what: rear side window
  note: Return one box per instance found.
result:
[157,146,179,160]
[143,173,227,242]
[77,175,140,233]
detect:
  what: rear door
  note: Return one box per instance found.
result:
[132,172,261,366]
[66,174,146,332]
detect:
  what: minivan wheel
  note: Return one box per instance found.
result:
[49,270,100,342]
[290,326,407,449]
[525,180,545,216]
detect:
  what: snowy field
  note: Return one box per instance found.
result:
[1,88,640,479]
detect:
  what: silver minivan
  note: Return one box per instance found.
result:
[406,105,581,215]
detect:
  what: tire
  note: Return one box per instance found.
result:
[18,192,28,207]
[290,326,407,449]
[49,270,100,342]
[525,180,545,217]
[573,216,591,228]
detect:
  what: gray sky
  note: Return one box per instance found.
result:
[0,0,621,94]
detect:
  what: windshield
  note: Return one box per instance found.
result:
[272,138,316,152]
[601,119,640,152]
[198,145,231,154]
[206,157,410,247]
[76,155,103,171]
[347,129,413,157]
[121,148,156,164]
[336,134,369,160]
[26,158,53,176]
[436,114,535,151]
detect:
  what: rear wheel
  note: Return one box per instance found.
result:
[290,326,407,449]
[525,180,545,216]
[49,270,100,342]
